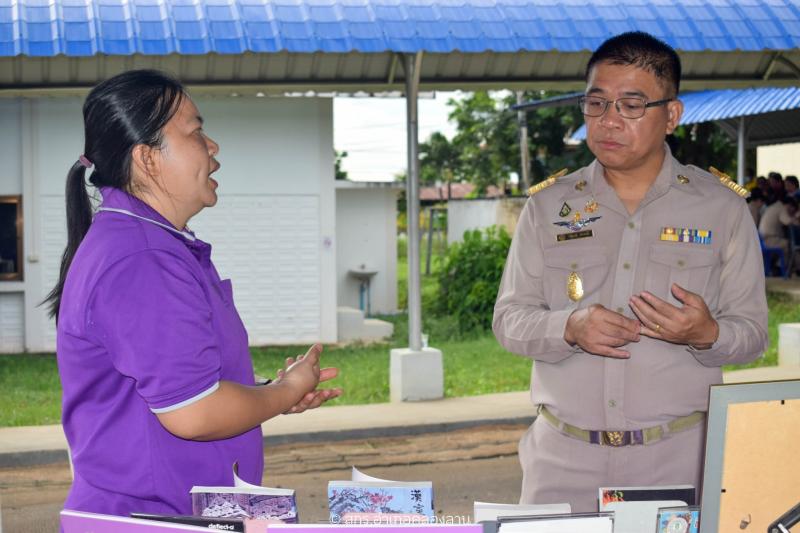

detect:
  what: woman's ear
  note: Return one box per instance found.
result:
[130,143,159,185]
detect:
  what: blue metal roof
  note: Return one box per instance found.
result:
[2,0,800,58]
[571,87,800,142]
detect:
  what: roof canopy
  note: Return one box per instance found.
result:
[570,86,800,146]
[1,0,800,94]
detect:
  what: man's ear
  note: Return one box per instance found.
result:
[665,98,683,134]
[130,143,160,183]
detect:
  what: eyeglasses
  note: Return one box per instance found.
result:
[579,95,673,119]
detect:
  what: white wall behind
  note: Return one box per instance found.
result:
[191,96,337,344]
[335,182,399,315]
[447,199,498,244]
[757,142,800,178]
[0,99,22,196]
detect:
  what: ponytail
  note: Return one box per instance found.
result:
[43,161,94,321]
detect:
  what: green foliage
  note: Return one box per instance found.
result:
[334,150,349,180]
[434,226,512,334]
[417,91,594,195]
[669,123,742,174]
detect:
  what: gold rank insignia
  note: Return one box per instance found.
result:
[709,166,749,198]
[575,179,587,191]
[528,168,568,196]
[677,174,690,184]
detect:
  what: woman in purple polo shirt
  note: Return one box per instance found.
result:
[45,70,342,518]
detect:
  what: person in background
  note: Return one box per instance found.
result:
[767,171,785,205]
[493,31,768,511]
[747,187,766,228]
[46,69,342,518]
[759,195,799,263]
[785,175,800,199]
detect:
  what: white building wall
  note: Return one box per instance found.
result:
[0,99,26,352]
[757,142,800,177]
[447,197,527,244]
[3,95,337,353]
[447,199,499,244]
[335,182,400,315]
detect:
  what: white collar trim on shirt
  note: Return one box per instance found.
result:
[95,207,197,242]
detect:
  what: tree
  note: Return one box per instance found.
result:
[417,91,594,195]
[335,150,349,180]
[669,123,745,175]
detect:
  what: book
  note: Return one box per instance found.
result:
[599,485,696,509]
[486,511,614,533]
[267,526,482,532]
[472,501,571,523]
[655,505,700,533]
[190,463,298,523]
[61,510,211,532]
[327,467,434,524]
[605,500,687,533]
[63,510,278,533]
[131,513,246,532]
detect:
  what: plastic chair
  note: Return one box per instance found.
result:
[760,235,788,278]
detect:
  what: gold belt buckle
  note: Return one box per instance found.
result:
[602,430,625,446]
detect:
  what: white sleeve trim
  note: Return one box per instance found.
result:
[150,382,220,414]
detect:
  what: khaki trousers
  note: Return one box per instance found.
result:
[518,415,705,512]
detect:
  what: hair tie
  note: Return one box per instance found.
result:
[78,155,94,169]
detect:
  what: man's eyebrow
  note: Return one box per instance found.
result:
[621,90,648,98]
[586,87,605,95]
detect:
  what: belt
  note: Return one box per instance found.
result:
[537,405,705,447]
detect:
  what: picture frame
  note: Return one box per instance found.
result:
[699,379,800,533]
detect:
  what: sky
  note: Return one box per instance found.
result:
[333,91,462,182]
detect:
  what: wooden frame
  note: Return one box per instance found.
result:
[0,195,23,281]
[700,379,800,533]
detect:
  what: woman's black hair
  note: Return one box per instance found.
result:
[44,69,185,320]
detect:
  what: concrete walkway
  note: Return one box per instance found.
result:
[3,366,799,469]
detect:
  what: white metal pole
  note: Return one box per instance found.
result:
[737,116,746,186]
[405,53,422,351]
[516,91,531,191]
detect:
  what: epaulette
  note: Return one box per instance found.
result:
[709,166,749,198]
[528,168,568,196]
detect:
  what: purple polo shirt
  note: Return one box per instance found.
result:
[57,187,263,517]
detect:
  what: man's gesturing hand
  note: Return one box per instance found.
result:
[629,283,719,349]
[564,304,641,358]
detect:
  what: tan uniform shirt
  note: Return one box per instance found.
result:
[494,149,768,431]
[759,201,796,241]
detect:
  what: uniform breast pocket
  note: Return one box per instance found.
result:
[644,243,718,305]
[542,245,609,310]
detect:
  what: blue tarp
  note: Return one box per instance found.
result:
[2,0,799,57]
[571,86,800,141]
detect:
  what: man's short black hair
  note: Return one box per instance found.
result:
[786,175,799,188]
[586,31,682,97]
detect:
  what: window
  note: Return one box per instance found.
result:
[0,195,23,281]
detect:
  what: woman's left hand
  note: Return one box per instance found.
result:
[275,355,341,414]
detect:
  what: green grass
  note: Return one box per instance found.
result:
[723,291,800,371]
[0,288,795,427]
[0,353,62,427]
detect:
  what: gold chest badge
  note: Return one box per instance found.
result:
[567,272,584,302]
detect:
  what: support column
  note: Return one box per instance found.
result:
[391,52,443,402]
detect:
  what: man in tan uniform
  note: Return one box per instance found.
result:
[493,31,768,512]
